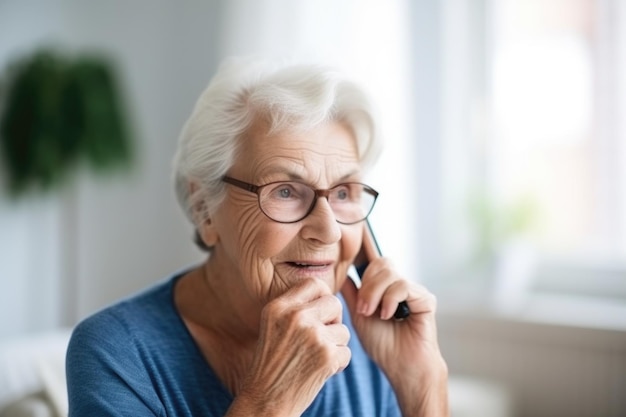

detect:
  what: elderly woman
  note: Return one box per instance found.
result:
[66,58,449,416]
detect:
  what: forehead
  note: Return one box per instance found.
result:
[231,121,361,182]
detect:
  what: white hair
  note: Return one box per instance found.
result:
[172,57,383,249]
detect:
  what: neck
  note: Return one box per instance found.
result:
[175,260,260,394]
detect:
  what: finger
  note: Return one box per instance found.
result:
[270,278,332,312]
[287,282,343,324]
[264,279,337,323]
[326,323,351,373]
[379,280,411,320]
[334,345,352,373]
[310,294,344,325]
[356,259,397,316]
[405,285,438,315]
[326,323,351,346]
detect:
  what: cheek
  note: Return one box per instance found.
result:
[341,226,362,262]
[214,194,263,266]
[220,196,295,281]
[238,218,300,303]
[333,227,362,290]
[227,205,268,266]
[235,210,293,261]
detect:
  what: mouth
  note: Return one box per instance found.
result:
[279,259,340,289]
[285,261,332,269]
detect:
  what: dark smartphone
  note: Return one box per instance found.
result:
[355,220,411,320]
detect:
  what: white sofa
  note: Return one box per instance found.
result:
[0,330,70,417]
[0,329,512,417]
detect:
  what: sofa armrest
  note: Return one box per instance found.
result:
[0,393,54,417]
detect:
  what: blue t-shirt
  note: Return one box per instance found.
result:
[66,272,401,416]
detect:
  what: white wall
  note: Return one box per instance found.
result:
[0,0,220,334]
[0,0,417,335]
[61,1,221,321]
[0,0,69,338]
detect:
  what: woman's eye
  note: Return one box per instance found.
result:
[268,184,299,200]
[334,185,353,201]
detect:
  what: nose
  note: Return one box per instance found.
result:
[300,196,342,243]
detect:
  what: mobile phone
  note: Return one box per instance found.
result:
[355,220,411,320]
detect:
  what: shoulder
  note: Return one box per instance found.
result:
[70,276,175,343]
[66,274,190,416]
[66,272,191,381]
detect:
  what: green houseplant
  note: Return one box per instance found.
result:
[0,49,134,197]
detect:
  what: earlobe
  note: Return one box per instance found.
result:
[198,218,219,247]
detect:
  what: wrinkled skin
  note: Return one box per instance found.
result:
[175,121,448,417]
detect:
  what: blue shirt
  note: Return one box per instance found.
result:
[66,272,401,416]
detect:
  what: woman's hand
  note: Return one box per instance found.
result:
[229,278,350,417]
[340,258,449,417]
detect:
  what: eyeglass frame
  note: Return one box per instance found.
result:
[221,175,379,225]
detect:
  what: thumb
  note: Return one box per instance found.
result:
[340,277,359,317]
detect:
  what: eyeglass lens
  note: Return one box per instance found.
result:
[258,182,376,224]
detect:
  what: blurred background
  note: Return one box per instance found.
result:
[1,1,625,416]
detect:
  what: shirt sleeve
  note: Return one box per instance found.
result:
[66,312,165,417]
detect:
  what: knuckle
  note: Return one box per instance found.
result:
[328,294,343,312]
[340,324,351,343]
[287,307,308,324]
[308,277,331,293]
[336,346,352,372]
[263,297,288,318]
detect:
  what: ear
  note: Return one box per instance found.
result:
[198,217,220,247]
[188,180,220,248]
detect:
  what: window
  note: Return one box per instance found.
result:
[430,0,626,306]
[491,0,625,262]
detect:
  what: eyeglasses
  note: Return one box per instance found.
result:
[222,176,378,224]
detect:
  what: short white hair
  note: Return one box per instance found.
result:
[172,57,383,249]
